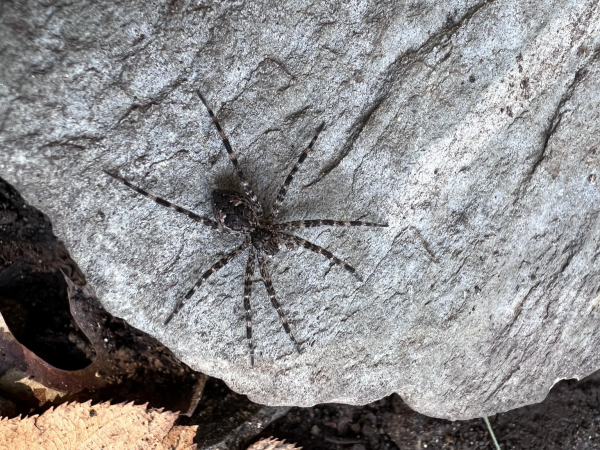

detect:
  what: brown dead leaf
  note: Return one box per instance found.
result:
[0,400,197,450]
[247,438,302,450]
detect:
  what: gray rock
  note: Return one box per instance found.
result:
[2,0,600,420]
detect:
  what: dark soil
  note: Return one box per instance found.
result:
[2,174,600,449]
[184,368,600,450]
[252,371,600,450]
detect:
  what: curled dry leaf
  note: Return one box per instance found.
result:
[0,400,197,450]
[247,438,302,450]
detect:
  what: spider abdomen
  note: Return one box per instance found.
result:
[212,190,258,233]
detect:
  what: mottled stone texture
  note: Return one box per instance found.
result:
[2,0,600,419]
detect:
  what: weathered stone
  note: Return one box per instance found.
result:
[1,0,600,419]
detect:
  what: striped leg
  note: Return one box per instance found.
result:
[164,241,248,325]
[243,247,256,366]
[281,233,363,282]
[257,253,301,354]
[272,122,325,217]
[104,171,219,229]
[276,219,388,231]
[196,91,263,216]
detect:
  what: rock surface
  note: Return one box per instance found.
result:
[2,0,600,420]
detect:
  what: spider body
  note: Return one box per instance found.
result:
[214,190,281,254]
[104,90,387,366]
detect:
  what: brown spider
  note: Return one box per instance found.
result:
[104,91,387,365]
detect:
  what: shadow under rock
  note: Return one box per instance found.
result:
[0,176,92,370]
[253,370,600,450]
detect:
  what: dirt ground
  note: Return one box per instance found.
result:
[1,175,599,450]
[189,369,600,450]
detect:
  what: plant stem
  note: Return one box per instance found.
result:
[483,416,501,450]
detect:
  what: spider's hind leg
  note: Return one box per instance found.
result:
[243,247,257,366]
[276,219,388,231]
[257,253,301,355]
[281,233,363,282]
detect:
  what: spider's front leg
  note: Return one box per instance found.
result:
[103,170,219,229]
[276,219,388,231]
[272,122,325,217]
[197,91,263,217]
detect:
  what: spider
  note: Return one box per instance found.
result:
[104,91,387,366]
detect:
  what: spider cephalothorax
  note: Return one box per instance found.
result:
[213,190,258,233]
[104,90,387,366]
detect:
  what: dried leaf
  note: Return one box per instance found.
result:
[247,437,302,450]
[0,400,197,450]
